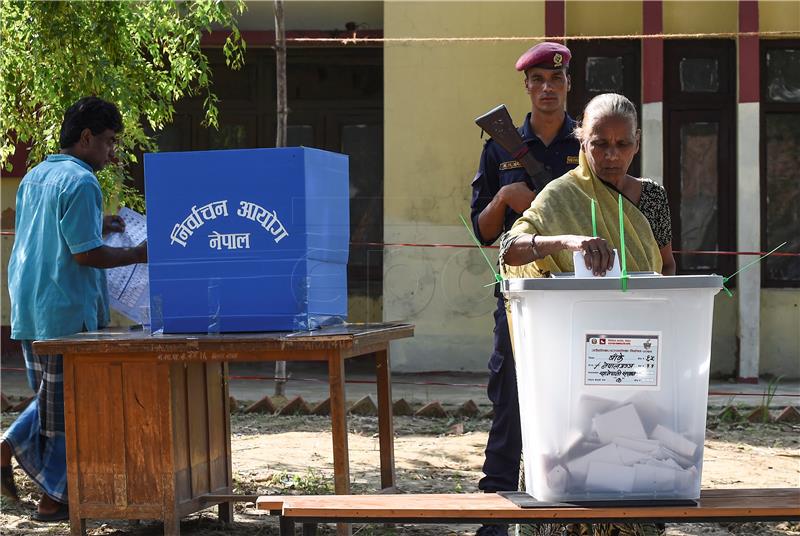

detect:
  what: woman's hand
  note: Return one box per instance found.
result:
[562,235,615,276]
[502,233,615,275]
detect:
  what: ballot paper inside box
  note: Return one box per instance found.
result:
[144,147,349,333]
[503,275,722,502]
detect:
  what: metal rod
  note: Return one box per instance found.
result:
[273,0,288,398]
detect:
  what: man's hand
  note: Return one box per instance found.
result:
[103,214,125,234]
[499,182,536,214]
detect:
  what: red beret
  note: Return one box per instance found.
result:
[516,42,571,72]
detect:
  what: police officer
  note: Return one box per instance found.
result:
[470,42,580,536]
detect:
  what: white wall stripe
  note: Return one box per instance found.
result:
[641,102,663,185]
[736,101,760,380]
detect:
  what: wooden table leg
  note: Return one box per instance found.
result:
[163,511,180,536]
[279,516,295,536]
[69,516,86,536]
[327,350,351,536]
[63,357,86,536]
[218,501,233,523]
[219,362,234,524]
[375,347,396,490]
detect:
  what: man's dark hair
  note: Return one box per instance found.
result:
[59,96,123,149]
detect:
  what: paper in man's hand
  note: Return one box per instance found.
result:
[105,207,150,323]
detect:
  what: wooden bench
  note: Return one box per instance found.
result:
[256,488,800,535]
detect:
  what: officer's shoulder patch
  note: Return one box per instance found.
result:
[566,155,579,165]
[499,160,523,171]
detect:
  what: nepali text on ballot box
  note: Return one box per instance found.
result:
[502,274,723,503]
[144,147,349,333]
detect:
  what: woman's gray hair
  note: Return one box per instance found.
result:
[574,93,638,142]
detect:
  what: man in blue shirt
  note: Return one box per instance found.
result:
[1,97,147,521]
[470,42,580,536]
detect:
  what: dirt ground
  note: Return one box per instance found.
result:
[1,411,798,535]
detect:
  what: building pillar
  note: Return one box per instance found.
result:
[736,0,761,382]
[642,0,663,185]
[545,0,565,41]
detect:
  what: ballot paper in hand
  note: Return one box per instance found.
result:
[105,207,149,324]
[572,249,622,278]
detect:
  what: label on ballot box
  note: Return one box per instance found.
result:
[144,147,349,333]
[584,332,661,387]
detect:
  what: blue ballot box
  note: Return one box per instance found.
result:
[143,147,349,333]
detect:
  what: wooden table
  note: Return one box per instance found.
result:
[256,488,800,535]
[34,322,414,536]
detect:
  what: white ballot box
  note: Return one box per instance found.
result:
[502,274,722,502]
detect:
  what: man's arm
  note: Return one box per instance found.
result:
[73,242,147,269]
[470,144,536,245]
[477,183,535,243]
[59,180,147,269]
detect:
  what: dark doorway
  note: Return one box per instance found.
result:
[760,40,800,287]
[567,39,642,177]
[664,40,736,276]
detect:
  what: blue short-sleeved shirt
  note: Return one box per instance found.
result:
[8,154,109,340]
[470,112,580,245]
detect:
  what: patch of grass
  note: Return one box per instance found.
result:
[262,468,333,495]
[231,474,262,496]
[760,375,785,423]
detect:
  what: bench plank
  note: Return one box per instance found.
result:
[257,488,800,522]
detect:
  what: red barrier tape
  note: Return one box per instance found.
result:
[1,231,797,256]
[351,242,800,257]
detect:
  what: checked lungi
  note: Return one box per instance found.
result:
[2,340,68,503]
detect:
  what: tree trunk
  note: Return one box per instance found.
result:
[274,0,287,148]
[274,0,288,397]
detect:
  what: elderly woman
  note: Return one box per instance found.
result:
[500,93,675,278]
[502,93,675,536]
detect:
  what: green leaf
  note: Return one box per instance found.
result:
[0,0,247,207]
